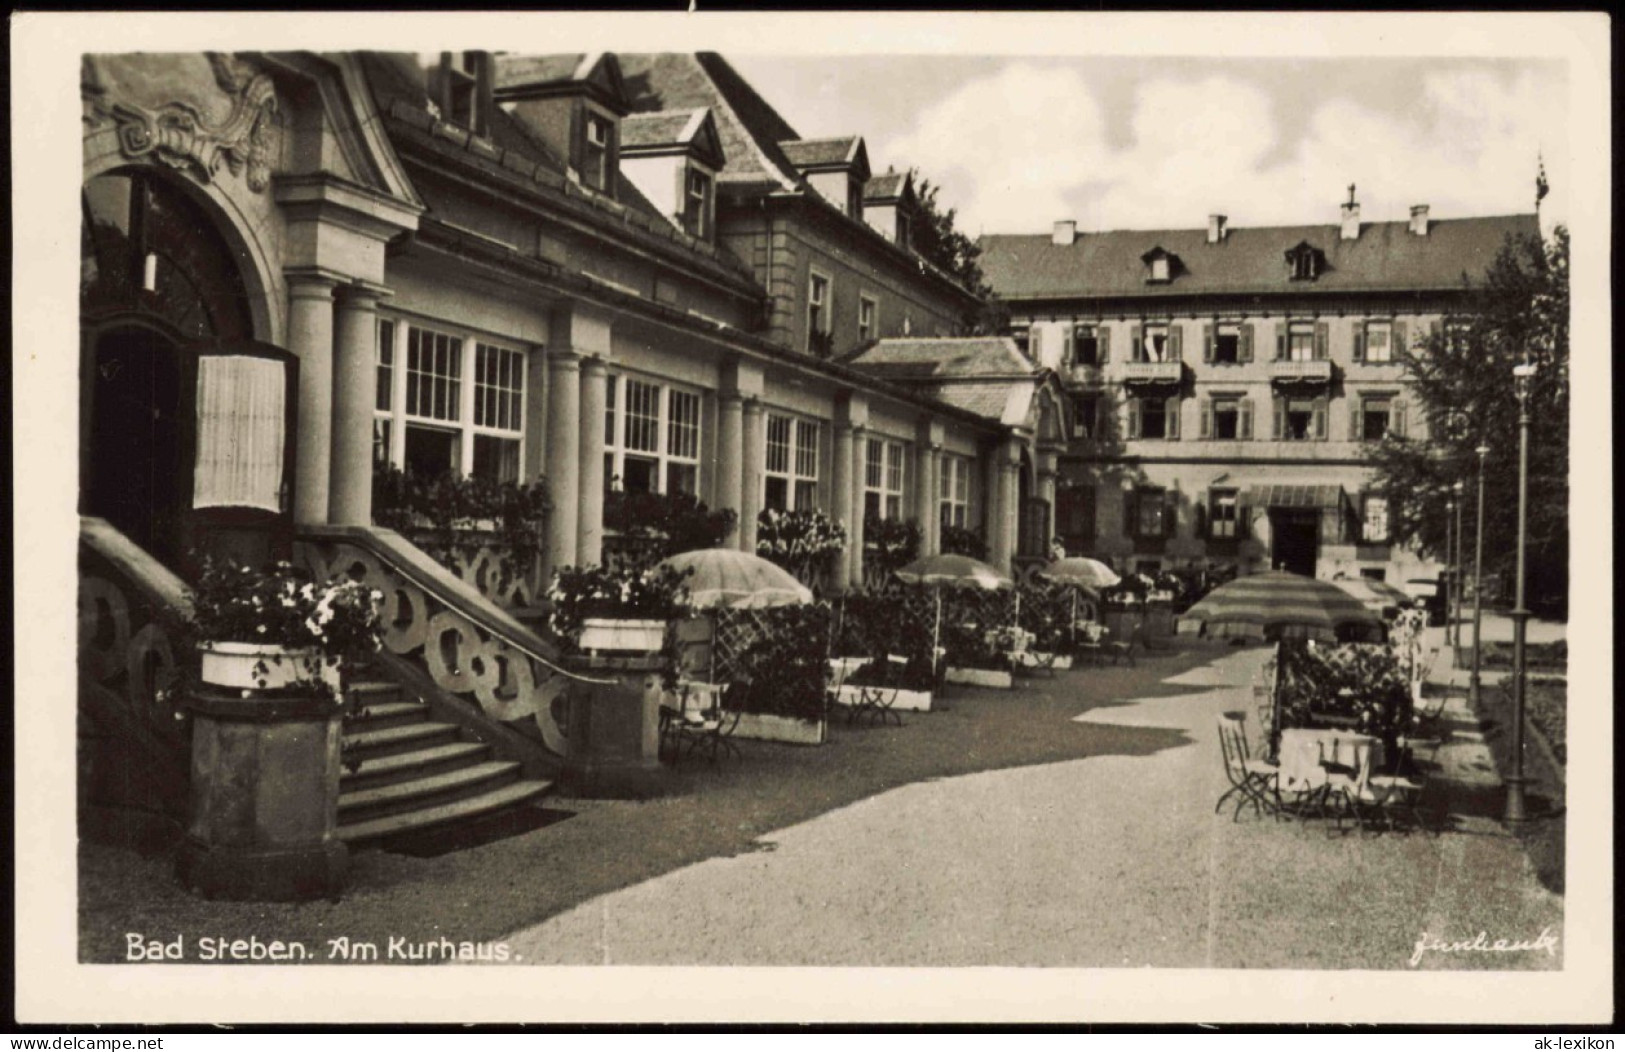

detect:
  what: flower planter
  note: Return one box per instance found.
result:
[945,667,1013,689]
[731,711,827,745]
[199,642,341,695]
[827,656,868,688]
[1013,651,1072,671]
[834,684,933,712]
[579,618,667,654]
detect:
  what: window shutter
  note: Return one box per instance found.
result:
[1352,325,1366,363]
[1239,323,1254,363]
[1314,321,1329,361]
[1199,400,1213,439]
[1392,398,1408,438]
[1127,397,1141,439]
[1032,328,1044,360]
[1163,491,1179,538]
[1195,501,1208,539]
[1235,499,1249,540]
[1239,398,1254,439]
[1168,324,1183,362]
[1165,396,1181,439]
[1098,326,1111,364]
[1393,319,1408,355]
[1275,324,1286,361]
[1349,397,1363,440]
[1124,489,1138,538]
[1427,319,1440,344]
[1313,396,1328,440]
[1203,324,1214,362]
[1130,324,1142,362]
[1272,396,1285,440]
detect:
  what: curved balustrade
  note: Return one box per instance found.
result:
[297,526,606,757]
[398,529,546,610]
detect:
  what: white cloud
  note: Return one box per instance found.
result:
[877,62,1565,236]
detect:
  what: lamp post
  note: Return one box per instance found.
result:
[1469,445,1490,708]
[1441,494,1454,648]
[1452,480,1466,647]
[1504,362,1536,824]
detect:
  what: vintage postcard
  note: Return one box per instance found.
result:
[11,9,1612,1027]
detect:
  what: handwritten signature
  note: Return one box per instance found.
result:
[1410,927,1559,967]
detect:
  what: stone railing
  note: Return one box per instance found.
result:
[77,517,194,827]
[297,526,607,759]
[395,527,546,611]
[1268,359,1334,384]
[1122,361,1184,385]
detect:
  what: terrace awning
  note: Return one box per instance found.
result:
[1242,483,1347,511]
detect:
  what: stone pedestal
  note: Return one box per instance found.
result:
[561,652,665,798]
[176,687,347,902]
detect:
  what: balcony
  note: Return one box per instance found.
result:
[1268,359,1334,385]
[1121,361,1183,386]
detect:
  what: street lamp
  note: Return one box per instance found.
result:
[1452,480,1466,648]
[1504,362,1537,824]
[1443,492,1456,648]
[1469,444,1490,708]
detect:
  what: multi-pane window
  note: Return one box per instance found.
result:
[1072,324,1099,366]
[1212,322,1242,364]
[683,168,711,239]
[583,112,613,192]
[1362,321,1393,363]
[1129,396,1179,440]
[859,295,878,343]
[1362,495,1390,543]
[1137,323,1170,362]
[1209,489,1239,539]
[1279,396,1326,441]
[374,320,526,484]
[1211,396,1241,439]
[939,454,970,529]
[1361,396,1393,441]
[864,437,905,521]
[1135,487,1168,538]
[1073,394,1100,439]
[604,375,701,495]
[1285,323,1317,361]
[808,272,831,353]
[764,414,819,511]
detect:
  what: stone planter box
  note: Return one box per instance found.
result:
[827,656,868,687]
[580,618,667,654]
[1013,651,1072,671]
[731,711,827,745]
[833,683,933,712]
[199,642,340,694]
[945,667,1013,689]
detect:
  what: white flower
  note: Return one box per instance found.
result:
[256,624,267,634]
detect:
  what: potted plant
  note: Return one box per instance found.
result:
[547,563,692,653]
[756,508,848,588]
[187,559,383,698]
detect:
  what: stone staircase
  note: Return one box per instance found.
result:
[337,677,553,847]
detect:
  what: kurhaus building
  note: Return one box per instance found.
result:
[978,197,1538,584]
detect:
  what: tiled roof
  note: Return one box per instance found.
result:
[848,337,1035,378]
[932,382,1023,422]
[978,214,1540,300]
[780,136,861,168]
[864,171,909,203]
[618,52,803,188]
[620,109,705,149]
[494,53,593,89]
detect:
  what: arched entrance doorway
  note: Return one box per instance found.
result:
[80,168,292,572]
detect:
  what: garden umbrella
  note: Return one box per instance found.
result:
[657,549,813,610]
[1331,577,1412,618]
[1177,571,1385,757]
[1039,556,1121,594]
[894,553,1013,590]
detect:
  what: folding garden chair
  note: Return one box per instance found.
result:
[1215,711,1284,821]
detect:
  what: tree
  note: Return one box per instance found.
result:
[1368,227,1568,615]
[906,170,1007,333]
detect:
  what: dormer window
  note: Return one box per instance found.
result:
[895,210,911,250]
[683,167,713,239]
[1140,246,1178,284]
[846,181,863,220]
[431,52,491,136]
[1284,241,1324,282]
[583,111,614,193]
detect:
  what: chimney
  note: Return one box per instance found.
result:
[1340,184,1360,241]
[1409,204,1430,236]
[1207,214,1227,244]
[1052,220,1077,246]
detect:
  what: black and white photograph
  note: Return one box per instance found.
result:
[12,9,1611,1027]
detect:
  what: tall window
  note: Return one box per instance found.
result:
[939,454,970,529]
[582,111,613,193]
[1072,324,1100,366]
[1285,323,1317,361]
[682,168,712,239]
[765,414,819,511]
[1279,396,1325,441]
[374,320,526,484]
[1010,325,1030,357]
[864,437,905,521]
[858,295,878,343]
[1204,395,1252,440]
[1134,487,1169,538]
[604,375,700,495]
[1212,322,1242,364]
[1073,394,1100,439]
[1361,395,1394,441]
[1208,489,1239,539]
[808,272,831,354]
[1362,495,1390,543]
[1129,396,1179,440]
[1362,321,1393,363]
[1137,323,1170,362]
[895,211,911,249]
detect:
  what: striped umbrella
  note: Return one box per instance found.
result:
[1039,556,1121,594]
[657,549,813,610]
[1177,571,1385,644]
[894,553,1013,590]
[1331,577,1413,618]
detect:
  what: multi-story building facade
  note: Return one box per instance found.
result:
[979,200,1538,583]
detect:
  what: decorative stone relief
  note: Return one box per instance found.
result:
[83,52,280,192]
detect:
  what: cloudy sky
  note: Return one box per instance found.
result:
[728,54,1568,238]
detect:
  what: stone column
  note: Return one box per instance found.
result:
[983,441,1004,570]
[287,274,337,526]
[1037,446,1059,552]
[716,392,743,543]
[915,439,937,557]
[849,427,868,590]
[577,356,608,566]
[544,350,581,575]
[739,398,764,555]
[831,422,854,593]
[329,285,381,526]
[993,439,1022,572]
